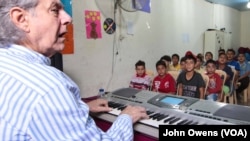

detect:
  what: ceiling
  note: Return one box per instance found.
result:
[205,0,250,11]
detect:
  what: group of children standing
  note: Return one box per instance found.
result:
[129,48,250,103]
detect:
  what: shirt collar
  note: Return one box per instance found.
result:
[8,44,51,65]
[136,72,146,77]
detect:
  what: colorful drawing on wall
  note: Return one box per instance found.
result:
[134,0,151,13]
[103,18,116,35]
[61,0,72,17]
[85,10,102,39]
[60,0,73,54]
[61,23,74,54]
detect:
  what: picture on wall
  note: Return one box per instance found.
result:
[61,0,72,17]
[60,0,74,54]
[134,0,151,13]
[85,10,102,39]
[61,23,74,54]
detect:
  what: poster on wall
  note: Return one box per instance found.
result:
[85,10,102,39]
[60,0,74,54]
[61,0,72,17]
[61,23,74,54]
[134,0,151,13]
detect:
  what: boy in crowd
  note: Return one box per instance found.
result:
[205,52,213,62]
[203,51,213,66]
[205,60,223,101]
[177,54,205,99]
[217,53,234,97]
[129,60,152,90]
[195,54,206,74]
[227,49,240,79]
[160,55,172,71]
[169,54,181,71]
[236,52,250,100]
[180,56,186,72]
[152,60,176,94]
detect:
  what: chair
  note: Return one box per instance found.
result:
[146,70,154,78]
[242,82,250,103]
[168,70,180,81]
[201,74,209,99]
[146,69,155,90]
[224,68,237,104]
[236,82,250,104]
[215,70,227,102]
[168,70,180,95]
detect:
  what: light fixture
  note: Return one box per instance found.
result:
[247,1,250,8]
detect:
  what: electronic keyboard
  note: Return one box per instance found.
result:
[92,88,250,138]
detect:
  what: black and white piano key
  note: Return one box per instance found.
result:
[176,119,189,125]
[169,117,181,124]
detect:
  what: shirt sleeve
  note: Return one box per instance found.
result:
[177,72,184,84]
[28,83,133,141]
[235,62,241,71]
[106,114,133,141]
[145,75,152,86]
[246,63,250,77]
[129,75,134,88]
[197,73,205,88]
[169,75,177,93]
[152,77,156,90]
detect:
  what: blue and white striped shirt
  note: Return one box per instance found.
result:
[0,44,133,141]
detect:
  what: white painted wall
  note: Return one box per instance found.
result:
[63,0,241,98]
[240,11,250,47]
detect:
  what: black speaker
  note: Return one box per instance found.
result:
[50,52,63,71]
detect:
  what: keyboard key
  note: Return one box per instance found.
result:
[169,118,181,124]
[176,119,188,125]
[163,117,175,123]
[156,114,169,121]
[183,120,193,125]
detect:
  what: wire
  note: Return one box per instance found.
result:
[106,0,118,91]
[106,0,137,91]
[118,0,138,12]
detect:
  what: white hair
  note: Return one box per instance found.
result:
[0,0,39,47]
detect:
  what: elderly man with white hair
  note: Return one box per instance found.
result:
[0,0,148,140]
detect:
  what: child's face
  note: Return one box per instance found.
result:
[185,59,195,72]
[156,65,167,77]
[218,54,227,64]
[172,56,179,65]
[226,51,234,61]
[205,53,212,61]
[238,54,245,63]
[136,66,146,76]
[206,63,216,74]
[195,58,202,68]
[180,61,186,71]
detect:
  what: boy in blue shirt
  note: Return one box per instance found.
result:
[236,52,250,100]
[227,49,240,79]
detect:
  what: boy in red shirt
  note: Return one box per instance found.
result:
[205,59,223,101]
[152,60,176,94]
